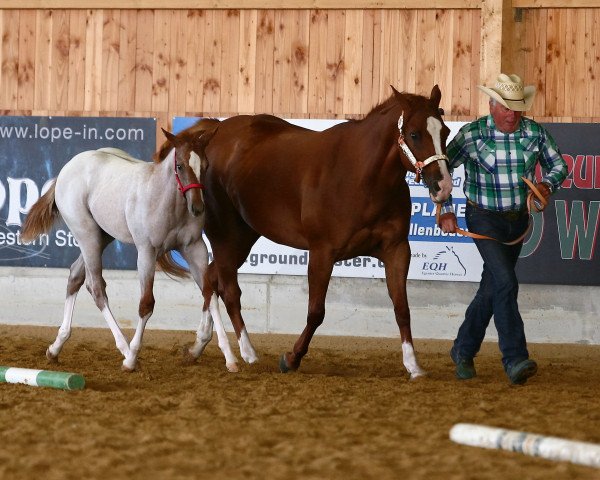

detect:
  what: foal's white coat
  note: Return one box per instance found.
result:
[39,142,242,372]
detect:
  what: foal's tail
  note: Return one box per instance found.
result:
[156,251,191,279]
[21,180,59,242]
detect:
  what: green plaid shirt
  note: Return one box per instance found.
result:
[441,115,568,214]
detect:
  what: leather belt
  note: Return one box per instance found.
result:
[466,200,527,221]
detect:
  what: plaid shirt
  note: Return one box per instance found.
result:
[440,115,568,214]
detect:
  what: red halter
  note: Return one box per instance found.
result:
[174,153,204,196]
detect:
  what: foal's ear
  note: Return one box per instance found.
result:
[430,85,442,107]
[390,85,402,98]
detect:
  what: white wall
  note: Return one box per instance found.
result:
[1,266,598,345]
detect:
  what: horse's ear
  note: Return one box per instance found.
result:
[162,127,177,144]
[390,85,402,98]
[430,85,442,107]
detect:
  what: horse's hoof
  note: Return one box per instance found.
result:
[226,362,239,373]
[279,353,295,373]
[181,346,198,366]
[46,348,58,363]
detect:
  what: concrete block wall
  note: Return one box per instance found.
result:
[1,267,598,345]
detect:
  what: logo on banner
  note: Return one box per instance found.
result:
[418,246,467,278]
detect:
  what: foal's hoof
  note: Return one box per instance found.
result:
[226,362,239,373]
[121,360,138,373]
[409,370,427,381]
[45,348,58,363]
[181,346,198,366]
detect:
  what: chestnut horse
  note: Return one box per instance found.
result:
[21,128,239,372]
[179,85,452,379]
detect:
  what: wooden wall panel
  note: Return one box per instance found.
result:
[0,6,599,139]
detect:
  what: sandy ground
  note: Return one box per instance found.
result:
[0,325,599,480]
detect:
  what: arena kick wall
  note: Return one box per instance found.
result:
[0,1,599,344]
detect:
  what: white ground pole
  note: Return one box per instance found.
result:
[450,423,600,469]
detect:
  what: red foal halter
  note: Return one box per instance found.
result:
[174,153,204,196]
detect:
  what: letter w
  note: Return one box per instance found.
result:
[555,200,600,260]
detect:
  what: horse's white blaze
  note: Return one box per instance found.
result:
[426,116,453,203]
[189,151,202,179]
[402,341,426,379]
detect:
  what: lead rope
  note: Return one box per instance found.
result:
[435,177,548,245]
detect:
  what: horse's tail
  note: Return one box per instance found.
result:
[156,251,191,279]
[21,180,59,242]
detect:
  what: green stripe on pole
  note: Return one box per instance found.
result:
[0,366,85,390]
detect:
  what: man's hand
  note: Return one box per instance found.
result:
[439,212,458,233]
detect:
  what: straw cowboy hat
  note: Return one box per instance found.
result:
[478,73,536,111]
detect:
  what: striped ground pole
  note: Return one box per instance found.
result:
[0,366,85,390]
[450,423,600,469]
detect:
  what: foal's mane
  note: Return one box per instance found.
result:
[365,90,426,119]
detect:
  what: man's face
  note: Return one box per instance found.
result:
[490,100,522,133]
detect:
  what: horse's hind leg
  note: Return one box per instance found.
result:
[181,242,238,372]
[46,254,86,361]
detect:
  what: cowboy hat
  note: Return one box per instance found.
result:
[477,73,536,111]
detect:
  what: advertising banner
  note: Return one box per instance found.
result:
[0,116,156,269]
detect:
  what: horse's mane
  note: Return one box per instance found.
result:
[365,90,426,119]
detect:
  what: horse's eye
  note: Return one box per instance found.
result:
[176,164,183,171]
[410,132,419,140]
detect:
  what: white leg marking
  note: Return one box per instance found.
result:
[47,293,78,359]
[239,327,259,364]
[100,305,131,361]
[189,309,214,359]
[124,314,150,371]
[208,295,239,372]
[402,341,426,379]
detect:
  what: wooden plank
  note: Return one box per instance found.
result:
[66,10,86,111]
[307,9,328,115]
[415,10,436,97]
[565,9,587,116]
[220,9,240,113]
[451,10,472,115]
[17,10,36,110]
[202,10,222,113]
[101,10,121,112]
[84,8,103,111]
[184,10,205,113]
[587,9,600,118]
[434,9,453,114]
[290,10,309,114]
[134,9,154,112]
[398,10,417,93]
[513,0,600,7]
[254,10,275,113]
[151,9,170,112]
[49,9,69,110]
[378,10,398,103]
[0,10,20,110]
[34,10,52,111]
[521,9,544,116]
[544,9,566,116]
[325,9,345,116]
[9,0,484,10]
[359,9,378,113]
[237,9,257,113]
[117,9,137,112]
[273,10,292,114]
[469,9,481,115]
[168,9,188,115]
[343,9,363,115]
[479,0,504,115]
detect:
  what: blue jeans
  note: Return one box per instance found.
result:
[453,203,531,372]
